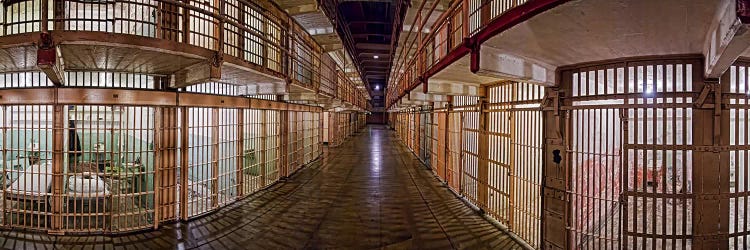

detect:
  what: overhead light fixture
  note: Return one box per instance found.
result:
[373,55,379,59]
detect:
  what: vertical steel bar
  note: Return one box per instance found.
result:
[50,94,64,234]
[236,108,244,197]
[179,107,188,220]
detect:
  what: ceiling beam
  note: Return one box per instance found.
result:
[285,3,318,16]
[362,69,391,73]
[36,34,65,86]
[321,44,344,52]
[361,60,391,64]
[354,43,391,50]
[320,0,407,102]
[171,59,222,88]
[346,21,392,25]
[475,45,556,86]
[338,0,392,2]
[351,34,392,38]
[704,0,750,78]
[312,33,340,42]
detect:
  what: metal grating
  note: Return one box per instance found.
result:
[184,82,240,96]
[188,0,219,50]
[62,105,156,233]
[0,72,54,88]
[566,61,696,249]
[287,111,304,173]
[436,111,448,181]
[2,0,44,35]
[263,110,280,184]
[216,108,238,208]
[728,64,750,249]
[428,111,439,173]
[185,107,217,217]
[447,111,461,191]
[2,105,54,231]
[461,107,480,204]
[486,82,543,248]
[65,72,157,89]
[244,108,282,194]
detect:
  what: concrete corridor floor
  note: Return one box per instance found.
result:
[0,125,524,250]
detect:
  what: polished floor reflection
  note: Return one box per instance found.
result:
[0,125,523,249]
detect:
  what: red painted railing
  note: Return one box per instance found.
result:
[385,0,570,109]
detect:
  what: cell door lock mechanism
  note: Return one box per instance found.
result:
[552,149,562,164]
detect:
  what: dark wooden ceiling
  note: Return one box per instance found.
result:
[324,0,407,107]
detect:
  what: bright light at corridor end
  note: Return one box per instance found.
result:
[373,55,379,59]
[375,85,380,90]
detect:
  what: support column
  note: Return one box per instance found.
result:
[157,0,181,41]
[49,93,64,234]
[211,108,219,208]
[461,0,470,37]
[279,107,289,178]
[415,110,421,156]
[444,96,453,185]
[328,112,334,146]
[297,111,301,167]
[181,0,190,44]
[179,107,189,221]
[477,89,489,210]
[53,0,65,31]
[262,7,269,69]
[541,83,568,248]
[289,111,297,172]
[1,106,5,226]
[318,111,323,157]
[437,108,447,181]
[508,83,517,225]
[458,105,465,193]
[236,109,244,197]
[260,110,268,187]
[213,0,223,53]
[718,74,731,248]
[236,1,246,61]
[692,75,729,248]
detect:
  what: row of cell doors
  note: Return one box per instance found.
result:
[561,60,750,249]
[400,111,434,167]
[0,104,296,234]
[396,62,750,249]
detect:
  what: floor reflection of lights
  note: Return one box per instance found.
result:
[370,129,382,174]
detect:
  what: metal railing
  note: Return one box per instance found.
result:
[386,0,533,109]
[0,0,369,110]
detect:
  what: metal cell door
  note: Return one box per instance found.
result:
[619,67,694,249]
[565,60,697,249]
[446,111,462,191]
[461,108,480,205]
[436,112,448,180]
[420,111,431,166]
